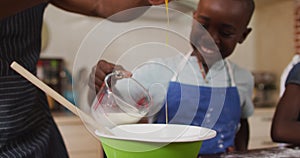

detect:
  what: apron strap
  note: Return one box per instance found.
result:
[170,51,236,87]
[171,50,194,81]
[225,59,236,87]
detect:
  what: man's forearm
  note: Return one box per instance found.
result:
[0,0,47,19]
[50,0,151,21]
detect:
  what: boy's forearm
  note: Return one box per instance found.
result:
[234,119,249,151]
[271,118,300,144]
[0,0,47,19]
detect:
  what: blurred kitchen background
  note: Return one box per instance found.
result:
[40,0,295,156]
[40,0,294,109]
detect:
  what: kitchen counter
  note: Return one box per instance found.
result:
[221,146,300,158]
[248,107,278,149]
[52,111,83,125]
[52,111,104,158]
[199,146,300,158]
[53,109,283,158]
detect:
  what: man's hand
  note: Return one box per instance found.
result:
[88,60,132,93]
[89,60,115,93]
[88,60,132,105]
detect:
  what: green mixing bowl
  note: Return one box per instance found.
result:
[96,124,216,158]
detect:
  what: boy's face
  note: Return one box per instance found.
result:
[190,0,252,63]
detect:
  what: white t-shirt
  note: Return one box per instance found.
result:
[132,55,254,119]
[280,54,300,96]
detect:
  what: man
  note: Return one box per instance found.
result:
[0,0,166,157]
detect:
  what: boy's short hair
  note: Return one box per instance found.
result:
[246,0,255,13]
[244,0,255,23]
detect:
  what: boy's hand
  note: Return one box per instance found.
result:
[226,146,236,153]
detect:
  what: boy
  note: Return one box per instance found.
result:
[91,0,255,155]
[271,62,300,145]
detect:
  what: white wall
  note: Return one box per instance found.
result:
[254,0,294,77]
[42,5,102,71]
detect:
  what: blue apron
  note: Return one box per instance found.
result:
[156,61,241,155]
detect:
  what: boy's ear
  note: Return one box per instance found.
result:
[238,28,252,44]
[148,0,167,5]
[193,11,196,17]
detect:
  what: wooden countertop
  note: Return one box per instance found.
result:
[52,111,83,125]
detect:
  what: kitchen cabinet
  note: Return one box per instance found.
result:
[53,112,103,158]
[248,107,278,149]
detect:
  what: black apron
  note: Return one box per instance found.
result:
[0,3,68,158]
